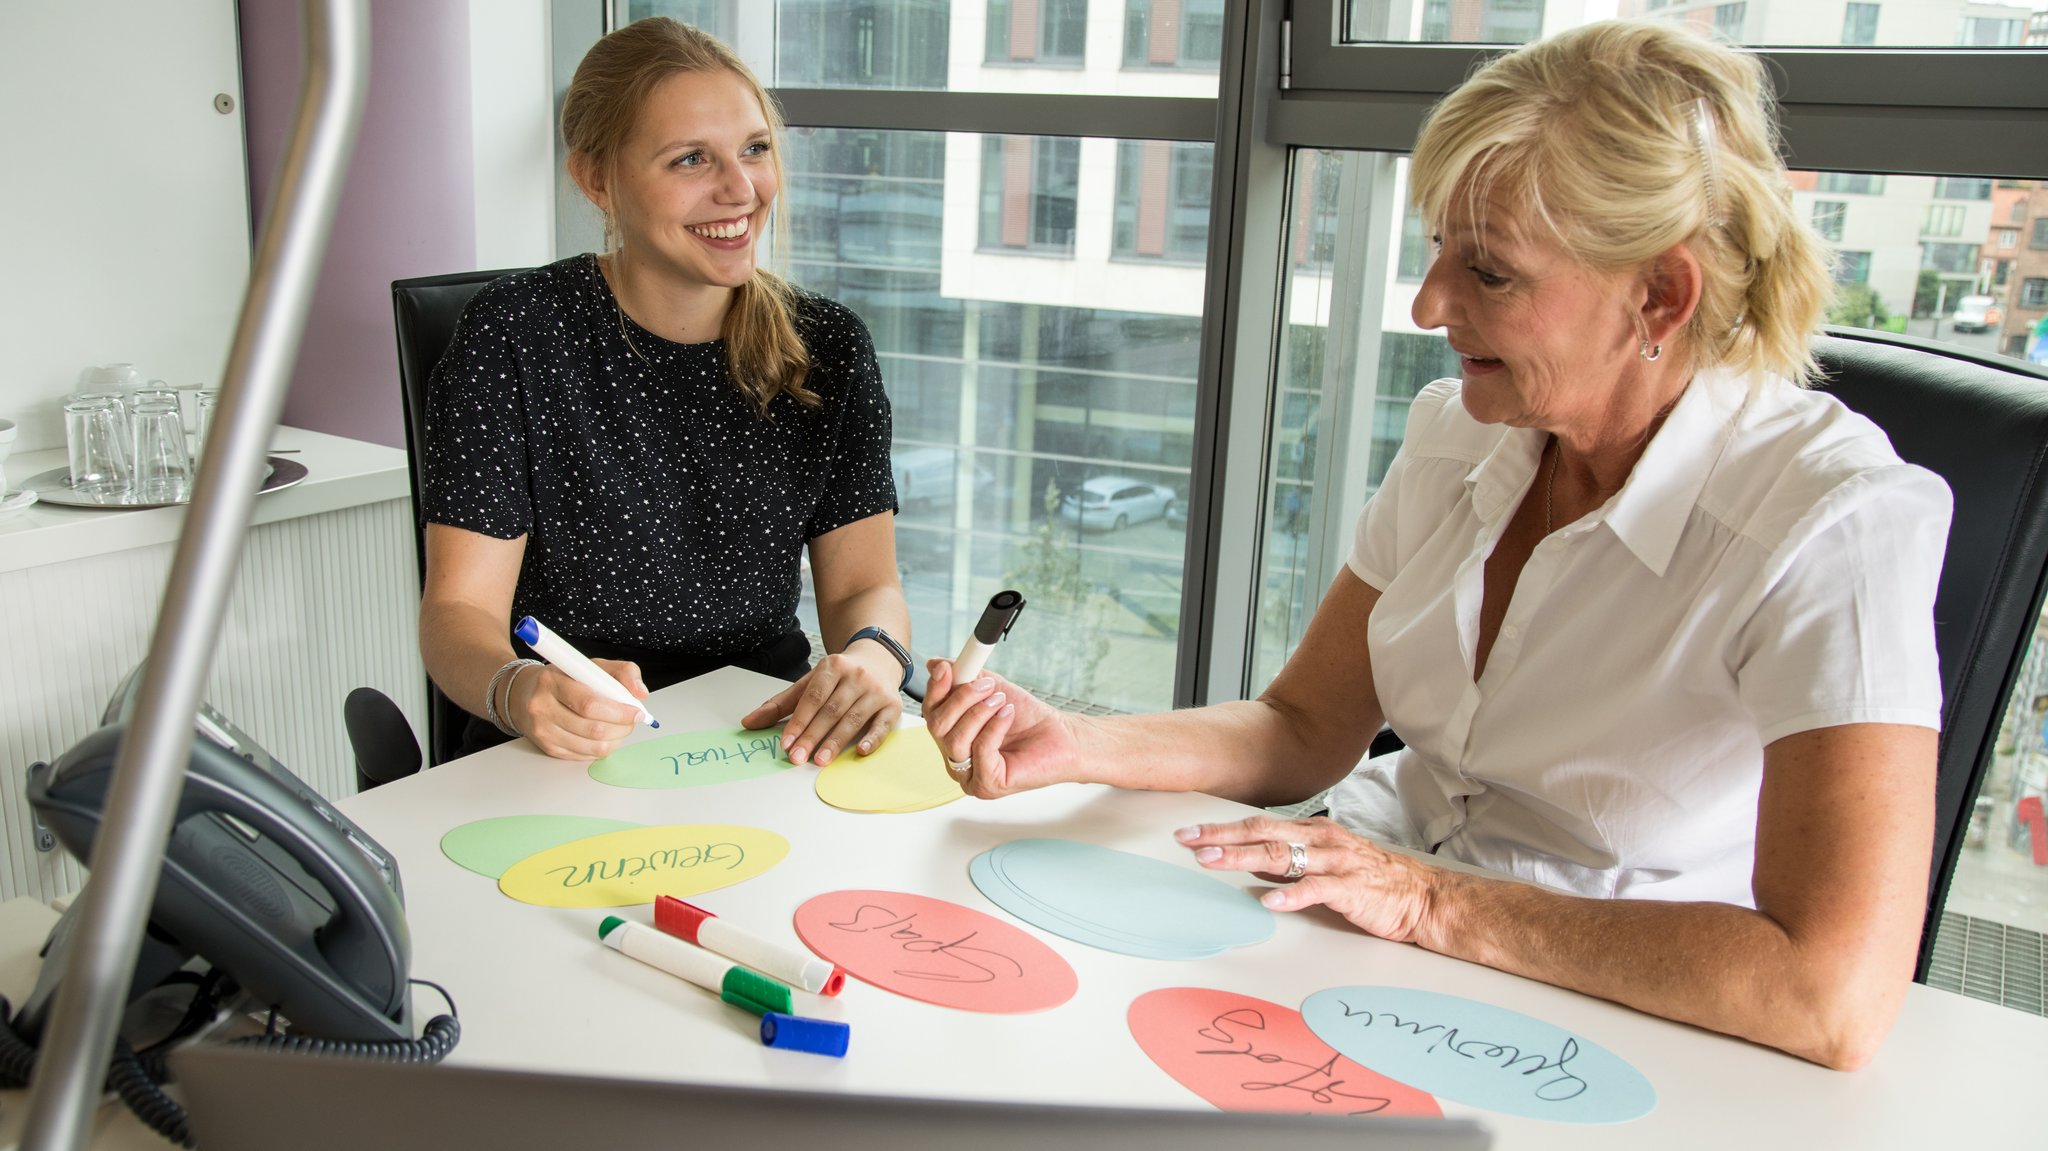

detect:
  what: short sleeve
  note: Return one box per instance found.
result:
[420,285,534,540]
[1733,464,1952,746]
[803,303,899,539]
[1348,379,1462,591]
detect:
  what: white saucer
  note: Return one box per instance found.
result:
[0,489,37,519]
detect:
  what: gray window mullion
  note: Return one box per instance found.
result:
[769,88,1217,143]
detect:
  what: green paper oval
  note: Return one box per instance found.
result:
[440,815,645,879]
[589,726,791,790]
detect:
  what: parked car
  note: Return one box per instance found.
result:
[1951,295,2001,333]
[1057,475,1175,531]
[892,445,992,513]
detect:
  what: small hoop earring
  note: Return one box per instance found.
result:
[1639,340,1663,362]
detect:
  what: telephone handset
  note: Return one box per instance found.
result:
[24,706,414,1043]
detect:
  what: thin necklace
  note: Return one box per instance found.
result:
[599,255,654,367]
[1544,438,1559,535]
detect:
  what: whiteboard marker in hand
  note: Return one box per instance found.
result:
[953,590,1026,684]
[514,616,660,729]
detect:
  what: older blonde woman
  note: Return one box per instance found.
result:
[924,20,1949,1071]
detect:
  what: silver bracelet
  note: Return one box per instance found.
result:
[501,661,540,739]
[483,658,538,737]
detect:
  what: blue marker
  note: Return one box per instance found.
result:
[515,616,660,729]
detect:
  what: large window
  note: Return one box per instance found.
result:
[1812,200,1846,241]
[1841,2,1878,45]
[1112,141,1213,262]
[986,0,1088,64]
[1122,0,1226,68]
[978,136,1081,253]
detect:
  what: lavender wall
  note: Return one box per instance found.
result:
[241,0,476,447]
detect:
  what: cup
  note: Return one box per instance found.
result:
[0,417,16,494]
[64,394,133,499]
[131,397,191,503]
[193,388,221,463]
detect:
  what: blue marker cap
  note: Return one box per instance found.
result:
[759,1011,849,1057]
[514,616,540,646]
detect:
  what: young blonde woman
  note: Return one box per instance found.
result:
[926,19,1949,1071]
[420,18,911,767]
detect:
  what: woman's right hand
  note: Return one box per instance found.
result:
[921,659,1080,798]
[508,658,649,761]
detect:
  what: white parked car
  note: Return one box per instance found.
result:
[1951,295,2001,334]
[892,445,992,512]
[1057,475,1176,531]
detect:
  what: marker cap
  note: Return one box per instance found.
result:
[655,894,711,944]
[720,966,795,1017]
[514,616,541,646]
[759,1012,850,1057]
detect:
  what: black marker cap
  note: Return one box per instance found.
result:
[972,590,1027,645]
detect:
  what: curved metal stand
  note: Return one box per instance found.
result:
[19,3,368,1147]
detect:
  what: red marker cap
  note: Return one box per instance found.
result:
[655,894,713,944]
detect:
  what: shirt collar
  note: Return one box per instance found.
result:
[1462,366,1749,577]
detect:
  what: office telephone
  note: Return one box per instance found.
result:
[19,694,416,1044]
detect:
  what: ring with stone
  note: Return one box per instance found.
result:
[1283,842,1308,879]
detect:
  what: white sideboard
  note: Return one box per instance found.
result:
[0,427,425,905]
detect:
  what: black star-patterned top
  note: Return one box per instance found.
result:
[421,254,896,686]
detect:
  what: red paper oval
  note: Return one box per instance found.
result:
[794,889,1077,1014]
[1129,987,1441,1117]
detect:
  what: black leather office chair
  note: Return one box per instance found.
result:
[392,268,530,766]
[1811,328,2048,981]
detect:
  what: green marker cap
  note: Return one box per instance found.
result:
[598,916,625,940]
[719,965,795,1016]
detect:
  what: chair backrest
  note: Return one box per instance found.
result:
[1811,329,2048,981]
[391,268,532,766]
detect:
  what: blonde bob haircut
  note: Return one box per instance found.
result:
[560,17,816,414]
[1409,20,1834,384]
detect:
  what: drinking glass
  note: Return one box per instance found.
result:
[64,394,133,499]
[193,388,221,463]
[131,397,192,503]
[0,417,16,494]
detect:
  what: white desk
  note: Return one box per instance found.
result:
[338,665,2048,1149]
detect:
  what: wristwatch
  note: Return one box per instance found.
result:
[844,626,913,692]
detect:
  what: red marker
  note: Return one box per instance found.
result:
[657,895,847,996]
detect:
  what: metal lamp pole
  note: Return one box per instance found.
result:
[18,3,367,1147]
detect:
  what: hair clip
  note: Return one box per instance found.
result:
[1689,96,1724,229]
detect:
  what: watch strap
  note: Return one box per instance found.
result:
[844,626,913,692]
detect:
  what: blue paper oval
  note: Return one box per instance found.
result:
[1300,986,1655,1123]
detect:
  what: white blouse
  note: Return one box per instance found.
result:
[1329,368,1951,907]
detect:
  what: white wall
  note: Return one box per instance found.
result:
[470,0,557,269]
[0,0,250,453]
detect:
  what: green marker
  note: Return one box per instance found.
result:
[598,916,794,1016]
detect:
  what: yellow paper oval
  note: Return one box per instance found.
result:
[498,824,788,908]
[814,725,962,813]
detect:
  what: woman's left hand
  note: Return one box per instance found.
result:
[741,646,903,766]
[1177,815,1441,945]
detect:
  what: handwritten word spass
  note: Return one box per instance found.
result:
[1299,987,1655,1123]
[793,889,1076,1013]
[1129,988,1440,1117]
[498,824,789,908]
